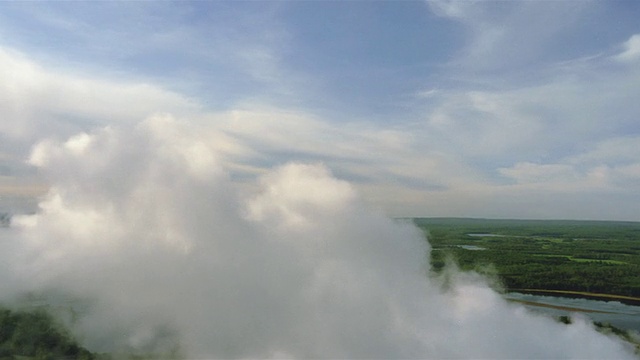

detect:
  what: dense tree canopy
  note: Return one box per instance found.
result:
[0,306,95,360]
[416,218,640,300]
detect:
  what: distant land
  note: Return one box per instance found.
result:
[413,217,640,300]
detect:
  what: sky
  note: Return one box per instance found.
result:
[1,1,640,220]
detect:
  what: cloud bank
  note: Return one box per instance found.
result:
[0,117,635,359]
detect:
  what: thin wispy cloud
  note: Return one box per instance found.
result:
[1,1,639,220]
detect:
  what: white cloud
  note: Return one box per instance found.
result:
[1,121,635,358]
[414,88,440,99]
[247,163,356,229]
[0,46,199,142]
[428,1,594,72]
[0,44,468,218]
[427,0,478,20]
[570,136,640,164]
[0,45,201,207]
[0,2,302,102]
[614,34,640,63]
[498,162,579,185]
[496,133,640,194]
[426,90,546,159]
[3,18,640,223]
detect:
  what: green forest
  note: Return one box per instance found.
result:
[414,218,640,301]
[0,306,97,360]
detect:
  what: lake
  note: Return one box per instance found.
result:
[467,233,507,237]
[456,245,486,250]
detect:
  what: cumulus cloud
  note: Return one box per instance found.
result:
[0,45,201,211]
[0,118,635,359]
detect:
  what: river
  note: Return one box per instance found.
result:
[504,292,640,332]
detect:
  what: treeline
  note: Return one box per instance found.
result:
[0,305,184,360]
[0,306,97,359]
[418,218,640,299]
[432,248,640,298]
[559,316,640,354]
[0,213,9,227]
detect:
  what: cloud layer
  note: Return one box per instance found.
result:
[1,118,635,358]
[2,0,640,222]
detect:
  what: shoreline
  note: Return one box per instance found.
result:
[507,298,614,314]
[508,289,640,306]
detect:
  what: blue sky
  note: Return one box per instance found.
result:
[1,1,639,220]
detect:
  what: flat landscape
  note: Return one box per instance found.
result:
[414,218,640,302]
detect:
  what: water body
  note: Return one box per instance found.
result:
[504,292,640,332]
[467,233,507,237]
[456,245,486,251]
